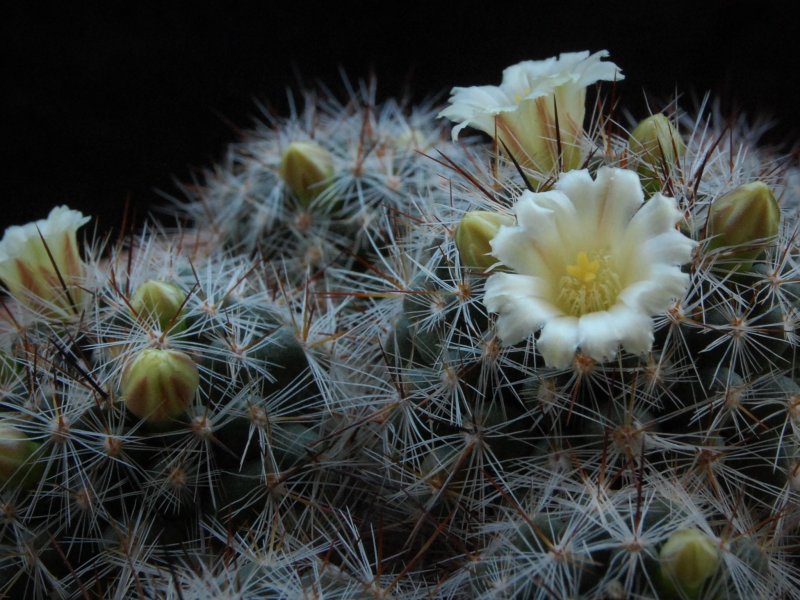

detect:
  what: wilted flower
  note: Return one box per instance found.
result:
[439,51,623,174]
[484,167,695,368]
[0,206,90,317]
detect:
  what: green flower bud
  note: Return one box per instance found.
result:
[659,528,720,597]
[0,418,44,489]
[278,141,334,204]
[706,181,781,268]
[130,280,186,332]
[120,348,199,424]
[629,113,684,193]
[630,114,685,166]
[455,211,513,270]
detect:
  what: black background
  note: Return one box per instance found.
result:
[5,3,799,235]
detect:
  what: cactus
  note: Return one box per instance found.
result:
[1,54,799,599]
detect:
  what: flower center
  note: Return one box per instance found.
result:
[558,250,622,316]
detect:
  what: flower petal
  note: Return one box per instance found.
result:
[577,312,622,362]
[485,273,560,345]
[576,167,643,247]
[617,265,689,314]
[640,229,697,266]
[612,306,656,355]
[553,50,624,87]
[575,306,654,362]
[625,193,684,239]
[500,51,623,98]
[437,86,515,140]
[553,170,594,211]
[615,193,696,274]
[491,189,579,275]
[516,190,579,243]
[537,316,580,368]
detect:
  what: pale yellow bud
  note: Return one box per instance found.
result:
[706,181,781,267]
[630,114,685,166]
[130,280,186,331]
[278,141,334,204]
[659,528,720,597]
[629,114,684,193]
[121,349,199,424]
[455,211,514,270]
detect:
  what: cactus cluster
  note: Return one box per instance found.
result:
[1,51,799,598]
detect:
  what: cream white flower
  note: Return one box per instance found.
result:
[484,167,695,368]
[0,206,90,316]
[439,51,623,174]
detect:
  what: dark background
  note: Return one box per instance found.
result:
[5,3,799,235]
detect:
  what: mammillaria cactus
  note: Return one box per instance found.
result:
[1,50,799,598]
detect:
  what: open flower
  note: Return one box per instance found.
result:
[484,167,695,368]
[0,206,90,317]
[439,51,623,174]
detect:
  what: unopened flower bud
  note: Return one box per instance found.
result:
[630,114,685,166]
[130,280,186,332]
[278,141,334,204]
[455,211,514,270]
[0,206,90,318]
[706,181,780,267]
[0,418,43,489]
[629,114,684,193]
[121,349,199,424]
[659,528,720,597]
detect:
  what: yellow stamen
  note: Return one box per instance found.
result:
[558,250,622,316]
[566,251,600,285]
